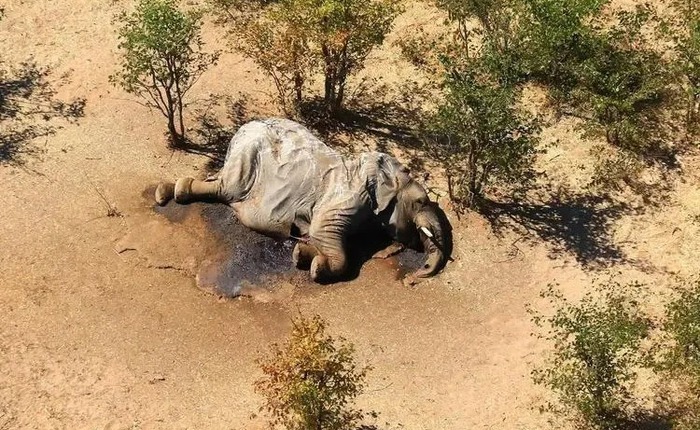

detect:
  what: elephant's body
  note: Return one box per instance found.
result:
[217,119,390,241]
[156,118,449,282]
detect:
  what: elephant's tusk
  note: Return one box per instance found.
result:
[420,225,453,262]
[289,234,310,243]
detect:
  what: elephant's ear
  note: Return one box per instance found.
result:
[374,154,410,214]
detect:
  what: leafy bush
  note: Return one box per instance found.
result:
[419,0,674,203]
[502,0,671,158]
[393,1,540,210]
[213,0,401,115]
[655,280,700,429]
[435,0,527,87]
[424,67,540,209]
[559,7,670,156]
[255,314,371,430]
[529,281,652,429]
[663,0,700,138]
[229,0,313,114]
[111,0,219,146]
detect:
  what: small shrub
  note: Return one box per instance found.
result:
[433,0,672,156]
[663,0,700,138]
[589,145,646,194]
[255,314,371,430]
[423,67,540,209]
[524,1,671,157]
[310,0,403,114]
[111,0,219,146]
[656,280,700,429]
[235,1,313,114]
[529,281,652,429]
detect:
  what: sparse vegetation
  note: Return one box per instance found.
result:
[664,0,700,138]
[535,4,670,158]
[111,0,219,146]
[255,314,372,430]
[394,0,541,209]
[399,0,679,204]
[654,280,700,429]
[529,281,652,429]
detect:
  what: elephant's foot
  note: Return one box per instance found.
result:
[174,177,195,203]
[309,253,347,283]
[310,255,329,283]
[155,178,194,205]
[292,242,316,270]
[155,182,175,206]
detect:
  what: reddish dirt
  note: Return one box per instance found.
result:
[1,1,699,429]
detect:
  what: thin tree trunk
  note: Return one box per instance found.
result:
[173,69,186,143]
[167,111,178,146]
[325,70,335,108]
[467,142,479,207]
[294,72,303,105]
[164,88,181,147]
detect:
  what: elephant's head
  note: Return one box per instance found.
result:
[374,155,452,278]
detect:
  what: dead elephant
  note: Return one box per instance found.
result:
[155,118,451,283]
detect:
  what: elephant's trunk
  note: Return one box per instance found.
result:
[413,206,447,278]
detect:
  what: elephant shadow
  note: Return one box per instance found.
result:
[335,202,454,284]
[173,198,453,287]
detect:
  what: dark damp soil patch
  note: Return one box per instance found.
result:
[146,187,432,295]
[153,200,193,223]
[394,249,428,278]
[143,184,194,223]
[197,204,297,297]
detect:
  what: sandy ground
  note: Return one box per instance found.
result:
[1,1,699,429]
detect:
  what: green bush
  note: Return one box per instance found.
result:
[663,0,700,138]
[255,314,371,430]
[417,0,674,201]
[424,66,540,209]
[111,0,219,146]
[529,281,651,429]
[510,0,671,157]
[656,280,700,429]
[213,0,401,115]
[435,0,527,87]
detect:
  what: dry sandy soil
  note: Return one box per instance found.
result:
[2,1,700,429]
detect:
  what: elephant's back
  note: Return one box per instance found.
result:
[220,119,352,229]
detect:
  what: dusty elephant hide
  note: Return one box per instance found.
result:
[156,118,450,282]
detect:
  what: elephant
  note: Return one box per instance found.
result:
[155,118,451,283]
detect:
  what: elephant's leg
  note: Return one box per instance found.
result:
[307,212,350,283]
[292,242,317,270]
[232,201,291,240]
[155,177,224,206]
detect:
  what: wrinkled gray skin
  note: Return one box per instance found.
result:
[155,118,448,282]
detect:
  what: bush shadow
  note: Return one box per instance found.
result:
[0,61,86,166]
[296,82,425,155]
[623,414,673,430]
[477,187,637,269]
[182,93,253,172]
